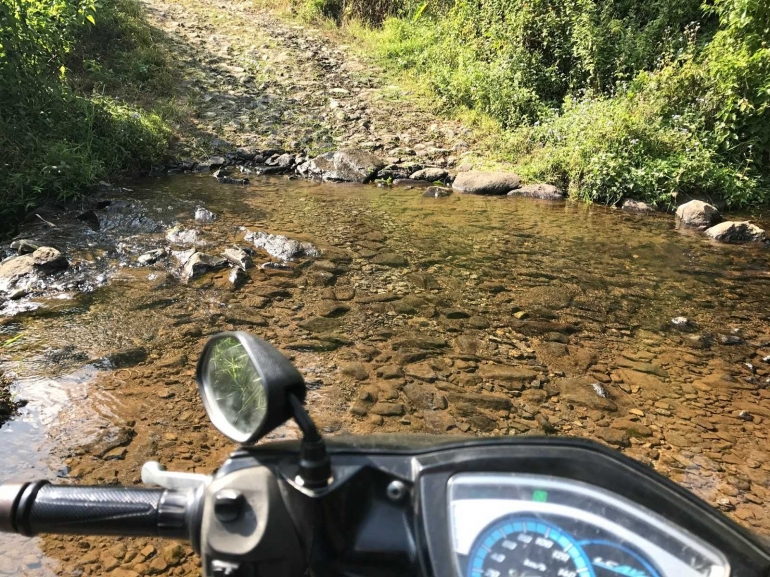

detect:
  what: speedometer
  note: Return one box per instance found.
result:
[467,516,595,577]
[450,474,730,577]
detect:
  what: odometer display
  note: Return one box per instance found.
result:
[467,517,595,577]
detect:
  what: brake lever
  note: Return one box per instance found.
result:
[141,461,210,490]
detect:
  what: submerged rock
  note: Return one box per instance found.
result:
[0,247,68,292]
[675,200,720,229]
[166,226,199,245]
[10,239,40,255]
[308,149,385,183]
[229,267,248,288]
[182,252,227,281]
[371,252,408,267]
[137,248,168,266]
[705,221,766,243]
[244,231,320,261]
[670,316,696,331]
[422,186,452,198]
[392,179,432,187]
[213,168,248,185]
[621,199,654,213]
[194,207,217,223]
[509,184,565,201]
[95,347,148,369]
[452,171,521,195]
[223,247,253,270]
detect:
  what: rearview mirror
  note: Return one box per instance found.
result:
[196,332,306,444]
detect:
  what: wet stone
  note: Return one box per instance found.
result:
[404,383,447,410]
[97,347,148,369]
[165,226,198,245]
[404,363,438,383]
[558,378,618,411]
[615,358,668,378]
[621,199,654,213]
[478,364,538,387]
[377,365,404,379]
[10,239,41,254]
[705,221,765,243]
[229,267,248,288]
[452,171,521,195]
[309,270,336,286]
[224,306,267,326]
[182,252,227,281]
[299,316,343,333]
[137,248,168,266]
[340,362,369,381]
[444,308,470,319]
[371,252,408,267]
[308,149,385,183]
[508,184,564,201]
[245,230,320,261]
[410,168,448,181]
[161,544,185,566]
[422,410,456,433]
[223,247,253,270]
[194,207,217,223]
[595,427,630,447]
[445,392,511,411]
[316,300,350,317]
[0,246,69,292]
[393,333,448,351]
[422,186,453,198]
[676,200,720,229]
[370,402,405,417]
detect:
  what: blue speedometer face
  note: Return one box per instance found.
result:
[579,541,661,577]
[467,517,596,577]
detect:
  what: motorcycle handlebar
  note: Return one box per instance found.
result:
[0,481,194,539]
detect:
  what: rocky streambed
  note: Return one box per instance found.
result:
[1,173,770,576]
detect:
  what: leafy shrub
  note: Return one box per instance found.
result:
[0,0,173,234]
[333,0,770,207]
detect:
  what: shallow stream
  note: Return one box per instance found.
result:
[1,175,769,575]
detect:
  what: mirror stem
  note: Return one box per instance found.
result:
[289,394,331,489]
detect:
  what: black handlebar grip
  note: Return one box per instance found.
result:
[7,481,192,539]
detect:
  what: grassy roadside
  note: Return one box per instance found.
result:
[269,0,770,211]
[0,0,181,237]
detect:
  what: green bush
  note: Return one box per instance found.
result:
[0,0,173,234]
[333,0,770,207]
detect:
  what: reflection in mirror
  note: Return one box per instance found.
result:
[204,336,267,436]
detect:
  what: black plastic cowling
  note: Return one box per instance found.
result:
[9,481,192,538]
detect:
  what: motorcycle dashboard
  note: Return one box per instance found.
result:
[447,473,728,577]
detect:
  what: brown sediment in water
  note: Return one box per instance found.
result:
[0,174,769,576]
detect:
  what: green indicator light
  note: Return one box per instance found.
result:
[532,490,548,502]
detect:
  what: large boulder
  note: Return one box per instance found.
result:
[308,149,385,183]
[675,200,720,229]
[0,247,68,292]
[705,221,765,243]
[244,231,320,261]
[509,183,565,201]
[452,171,521,195]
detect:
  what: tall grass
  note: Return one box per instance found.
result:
[0,0,175,234]
[295,0,770,208]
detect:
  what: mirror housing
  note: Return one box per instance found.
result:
[196,332,306,444]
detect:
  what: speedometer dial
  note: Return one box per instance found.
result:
[467,516,595,577]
